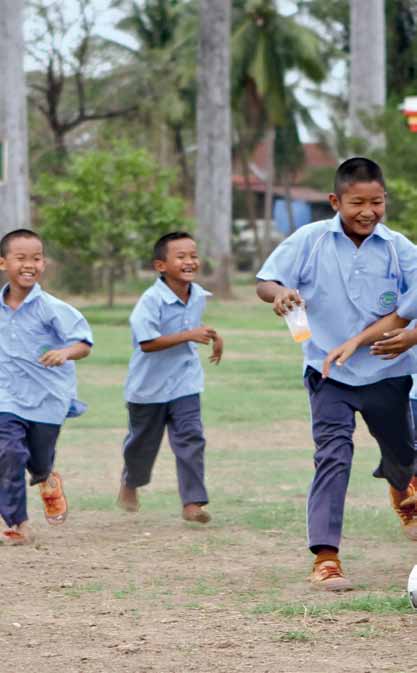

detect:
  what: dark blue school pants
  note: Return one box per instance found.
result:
[304,368,414,552]
[410,398,417,475]
[0,413,60,527]
[122,394,208,505]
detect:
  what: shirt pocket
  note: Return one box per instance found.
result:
[361,276,399,317]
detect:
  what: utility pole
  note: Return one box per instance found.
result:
[0,1,30,236]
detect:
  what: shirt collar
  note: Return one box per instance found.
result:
[328,213,394,241]
[0,282,42,307]
[155,277,211,305]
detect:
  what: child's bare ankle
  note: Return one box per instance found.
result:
[117,483,139,512]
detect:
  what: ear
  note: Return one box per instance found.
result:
[329,193,339,212]
[0,257,6,271]
[153,259,166,274]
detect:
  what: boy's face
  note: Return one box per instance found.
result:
[0,237,45,292]
[329,180,386,244]
[154,238,200,284]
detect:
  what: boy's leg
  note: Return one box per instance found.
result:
[119,402,166,510]
[410,398,417,481]
[0,413,33,543]
[360,376,417,539]
[26,421,65,525]
[166,395,209,522]
[304,369,355,590]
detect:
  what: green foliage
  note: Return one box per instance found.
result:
[301,0,417,101]
[231,0,329,186]
[36,145,191,304]
[386,178,417,243]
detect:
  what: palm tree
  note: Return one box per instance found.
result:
[0,0,30,234]
[349,0,386,147]
[195,0,232,296]
[232,0,327,252]
[109,0,198,194]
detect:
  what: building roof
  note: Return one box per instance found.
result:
[232,175,329,203]
[233,141,337,203]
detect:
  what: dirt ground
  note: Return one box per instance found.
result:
[1,420,416,673]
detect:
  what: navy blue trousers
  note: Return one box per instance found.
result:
[410,398,417,471]
[304,368,414,552]
[122,394,208,505]
[0,413,60,527]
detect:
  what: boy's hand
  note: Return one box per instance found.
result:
[370,328,417,359]
[322,337,360,378]
[209,335,223,365]
[188,326,218,345]
[38,348,69,367]
[273,288,302,316]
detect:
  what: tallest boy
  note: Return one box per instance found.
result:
[256,157,417,591]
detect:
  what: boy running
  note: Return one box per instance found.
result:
[118,232,223,523]
[0,229,93,544]
[256,157,417,591]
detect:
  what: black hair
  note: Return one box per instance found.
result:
[153,231,194,261]
[334,157,386,196]
[0,228,43,257]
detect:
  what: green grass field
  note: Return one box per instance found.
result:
[8,282,416,673]
[71,287,415,592]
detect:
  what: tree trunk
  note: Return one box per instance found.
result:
[349,0,386,148]
[240,145,262,268]
[283,173,296,235]
[0,1,30,235]
[107,264,115,309]
[263,127,275,257]
[195,0,232,297]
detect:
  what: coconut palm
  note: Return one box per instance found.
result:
[349,0,386,147]
[232,0,328,250]
[0,0,30,233]
[195,0,232,296]
[109,0,198,193]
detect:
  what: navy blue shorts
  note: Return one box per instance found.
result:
[0,413,60,527]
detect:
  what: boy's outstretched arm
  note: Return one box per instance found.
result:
[209,334,223,365]
[322,312,409,378]
[39,342,92,367]
[140,327,217,352]
[256,281,302,316]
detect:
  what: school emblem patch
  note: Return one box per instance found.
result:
[379,290,397,309]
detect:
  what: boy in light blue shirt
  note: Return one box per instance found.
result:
[257,157,417,591]
[0,229,93,545]
[118,232,223,523]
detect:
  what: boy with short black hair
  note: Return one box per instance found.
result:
[257,157,417,591]
[118,232,223,523]
[0,228,93,544]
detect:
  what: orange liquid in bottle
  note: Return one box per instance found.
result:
[292,329,312,343]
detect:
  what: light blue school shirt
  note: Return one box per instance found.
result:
[257,214,417,386]
[125,278,212,404]
[0,283,93,424]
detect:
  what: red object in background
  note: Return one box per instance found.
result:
[401,96,417,132]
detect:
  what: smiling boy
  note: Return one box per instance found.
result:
[117,232,223,523]
[0,229,93,544]
[256,158,417,590]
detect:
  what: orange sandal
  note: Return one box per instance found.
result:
[0,529,33,545]
[39,472,68,525]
